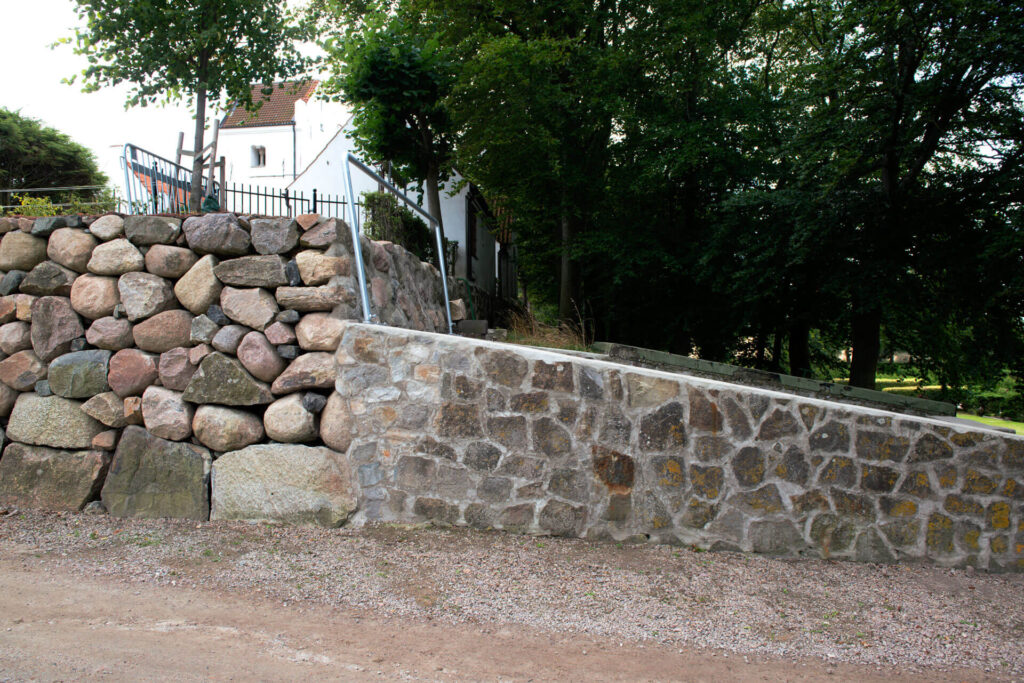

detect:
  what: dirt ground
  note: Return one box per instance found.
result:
[0,511,1016,682]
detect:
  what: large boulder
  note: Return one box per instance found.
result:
[211,444,356,527]
[5,393,105,449]
[174,254,222,314]
[144,244,199,278]
[47,228,98,273]
[100,426,211,520]
[107,348,158,398]
[181,352,274,405]
[0,232,48,271]
[87,238,145,275]
[182,213,251,256]
[141,386,193,441]
[0,443,110,512]
[30,296,84,362]
[132,309,193,353]
[263,393,318,443]
[270,352,335,394]
[117,271,176,321]
[192,405,265,452]
[19,261,77,297]
[250,217,299,255]
[0,350,46,391]
[47,349,111,398]
[220,287,278,330]
[320,392,355,453]
[213,255,289,288]
[124,215,181,246]
[70,274,120,319]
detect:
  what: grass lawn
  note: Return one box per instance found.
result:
[955,413,1024,435]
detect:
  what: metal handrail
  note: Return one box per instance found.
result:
[344,153,454,334]
[121,143,218,214]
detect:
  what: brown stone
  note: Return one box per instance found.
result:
[476,349,528,388]
[132,309,193,353]
[263,393,318,442]
[0,382,14,417]
[92,430,119,451]
[532,417,571,457]
[30,296,83,362]
[0,350,46,391]
[299,217,344,248]
[213,255,289,287]
[690,465,724,499]
[250,217,299,255]
[264,321,296,345]
[123,396,143,425]
[626,374,679,408]
[81,392,128,428]
[70,274,120,319]
[293,313,344,351]
[295,250,349,285]
[0,443,109,512]
[689,389,724,432]
[20,261,77,296]
[592,445,635,494]
[188,343,214,365]
[532,360,574,392]
[117,271,176,321]
[236,331,285,382]
[13,294,36,321]
[182,213,250,256]
[857,431,911,462]
[158,347,199,391]
[221,287,278,330]
[731,446,765,488]
[270,352,335,394]
[0,321,31,355]
[85,317,134,351]
[486,415,527,450]
[192,405,265,452]
[638,402,686,451]
[757,409,801,441]
[144,244,198,278]
[141,386,194,441]
[296,213,321,230]
[174,254,222,314]
[88,214,124,241]
[320,393,354,452]
[87,238,145,275]
[275,285,352,312]
[538,500,586,536]
[0,297,14,324]
[47,228,98,273]
[107,348,159,398]
[0,231,47,271]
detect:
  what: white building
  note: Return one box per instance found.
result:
[218,80,502,295]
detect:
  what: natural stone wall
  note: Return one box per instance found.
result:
[0,211,448,520]
[333,322,1024,571]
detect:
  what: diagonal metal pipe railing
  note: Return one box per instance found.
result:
[344,154,453,334]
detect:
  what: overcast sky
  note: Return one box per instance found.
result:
[3,0,319,188]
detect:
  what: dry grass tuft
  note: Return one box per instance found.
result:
[505,310,591,352]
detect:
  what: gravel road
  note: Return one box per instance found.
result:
[1,509,1021,681]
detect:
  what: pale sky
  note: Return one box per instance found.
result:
[2,0,319,188]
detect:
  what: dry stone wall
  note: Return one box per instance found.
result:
[0,211,448,521]
[333,322,1024,571]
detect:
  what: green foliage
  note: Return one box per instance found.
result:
[320,0,1024,390]
[361,191,456,268]
[71,0,312,209]
[0,108,107,194]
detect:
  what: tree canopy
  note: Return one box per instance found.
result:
[319,0,1024,391]
[71,0,312,210]
[0,107,107,197]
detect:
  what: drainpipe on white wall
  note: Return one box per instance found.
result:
[292,121,297,180]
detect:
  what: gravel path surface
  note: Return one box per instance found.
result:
[2,509,1022,680]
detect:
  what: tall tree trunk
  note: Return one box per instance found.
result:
[850,308,882,389]
[425,162,447,270]
[788,319,811,378]
[188,87,207,213]
[558,212,579,321]
[768,329,784,372]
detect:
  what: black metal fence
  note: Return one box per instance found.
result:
[121,143,350,219]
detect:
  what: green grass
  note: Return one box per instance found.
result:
[956,413,1024,435]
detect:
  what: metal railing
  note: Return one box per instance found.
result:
[345,153,453,334]
[121,143,348,218]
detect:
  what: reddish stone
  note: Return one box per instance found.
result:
[47,228,98,273]
[107,348,158,398]
[264,321,296,345]
[236,331,286,383]
[158,347,199,391]
[144,244,199,278]
[0,350,47,391]
[122,396,144,425]
[85,317,134,351]
[132,309,193,353]
[30,296,84,362]
[70,274,120,319]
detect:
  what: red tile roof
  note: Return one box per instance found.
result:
[221,80,318,129]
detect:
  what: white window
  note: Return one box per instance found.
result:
[251,146,266,168]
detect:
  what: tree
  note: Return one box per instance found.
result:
[321,15,455,237]
[71,0,311,211]
[0,108,107,206]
